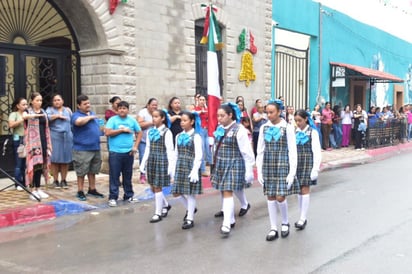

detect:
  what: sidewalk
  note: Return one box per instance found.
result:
[1,142,412,228]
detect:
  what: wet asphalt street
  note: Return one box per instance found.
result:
[0,153,412,273]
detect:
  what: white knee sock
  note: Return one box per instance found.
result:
[222,197,234,228]
[176,195,188,209]
[300,194,310,221]
[155,192,163,216]
[267,200,278,230]
[187,195,196,221]
[234,189,248,209]
[277,200,289,225]
[297,194,302,209]
[220,192,224,211]
[162,192,169,207]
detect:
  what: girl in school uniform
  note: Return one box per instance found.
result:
[170,111,203,229]
[211,103,255,236]
[256,100,298,241]
[140,109,175,223]
[293,109,322,230]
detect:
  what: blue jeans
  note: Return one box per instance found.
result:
[109,151,134,200]
[13,139,26,186]
[408,124,412,140]
[199,128,212,172]
[138,142,146,165]
[333,123,343,148]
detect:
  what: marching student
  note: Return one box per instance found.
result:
[293,109,321,230]
[140,109,174,223]
[170,111,203,229]
[211,103,255,236]
[256,99,298,241]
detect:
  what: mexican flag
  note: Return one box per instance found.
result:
[200,5,223,138]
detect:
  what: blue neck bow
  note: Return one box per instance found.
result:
[264,126,281,142]
[177,133,191,146]
[214,126,225,141]
[296,131,309,145]
[148,128,160,142]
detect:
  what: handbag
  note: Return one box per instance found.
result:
[17,143,26,158]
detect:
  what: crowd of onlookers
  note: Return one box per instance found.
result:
[7,92,411,202]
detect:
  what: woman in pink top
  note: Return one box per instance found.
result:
[321,102,334,150]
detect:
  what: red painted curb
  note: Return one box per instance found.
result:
[0,204,56,228]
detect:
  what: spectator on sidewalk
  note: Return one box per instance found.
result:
[293,109,321,231]
[46,94,73,189]
[71,94,105,201]
[140,109,174,223]
[105,101,142,207]
[23,92,52,200]
[311,104,323,148]
[332,105,342,148]
[105,96,121,121]
[211,103,255,236]
[256,99,298,241]
[353,104,368,150]
[194,95,212,176]
[170,111,203,229]
[167,96,183,145]
[8,97,28,190]
[407,105,412,141]
[321,102,334,150]
[250,98,262,118]
[367,106,378,128]
[340,105,353,147]
[252,102,267,157]
[137,98,158,184]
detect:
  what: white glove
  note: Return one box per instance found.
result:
[245,166,254,184]
[188,169,199,183]
[286,174,295,190]
[139,162,146,174]
[310,169,318,181]
[257,173,264,186]
[167,165,174,177]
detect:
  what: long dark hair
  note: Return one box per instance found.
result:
[11,97,26,112]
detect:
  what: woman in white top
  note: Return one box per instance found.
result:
[340,105,353,147]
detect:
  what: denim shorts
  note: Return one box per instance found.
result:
[72,150,102,177]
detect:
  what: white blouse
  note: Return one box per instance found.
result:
[256,119,297,178]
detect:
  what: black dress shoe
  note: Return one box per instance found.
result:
[161,205,172,218]
[266,230,279,241]
[149,214,162,223]
[294,220,307,230]
[281,223,290,238]
[239,203,251,217]
[231,222,236,228]
[182,220,194,230]
[183,208,198,221]
[214,211,224,218]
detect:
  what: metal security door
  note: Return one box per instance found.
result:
[0,44,71,177]
[275,45,309,109]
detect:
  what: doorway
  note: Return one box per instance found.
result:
[350,80,367,109]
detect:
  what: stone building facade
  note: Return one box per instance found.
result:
[0,0,272,174]
[76,0,273,112]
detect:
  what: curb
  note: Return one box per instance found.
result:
[0,200,97,228]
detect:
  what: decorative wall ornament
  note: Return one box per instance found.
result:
[110,0,127,15]
[237,28,257,54]
[237,28,257,86]
[239,51,256,87]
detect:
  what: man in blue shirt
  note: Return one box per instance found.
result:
[105,101,142,207]
[71,94,105,201]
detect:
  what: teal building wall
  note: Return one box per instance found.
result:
[273,0,412,110]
